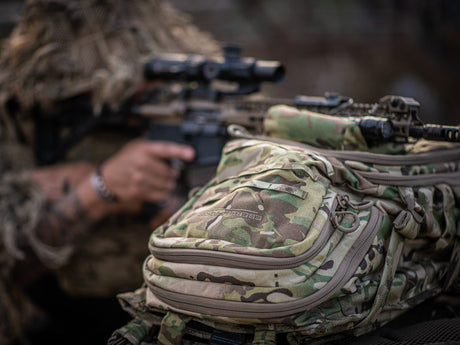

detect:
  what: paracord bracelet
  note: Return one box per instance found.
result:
[90,164,119,202]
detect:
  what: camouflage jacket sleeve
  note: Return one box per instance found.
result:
[0,136,70,343]
[0,135,75,269]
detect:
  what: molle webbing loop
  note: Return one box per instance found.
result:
[252,328,276,345]
[394,187,425,239]
[157,311,191,345]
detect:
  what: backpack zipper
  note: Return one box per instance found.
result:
[236,136,460,185]
[237,133,460,167]
[315,146,460,166]
[148,206,382,319]
[357,170,460,186]
[151,198,338,270]
[151,218,335,270]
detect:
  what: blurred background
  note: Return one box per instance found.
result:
[168,0,460,125]
[170,0,460,124]
[1,0,459,124]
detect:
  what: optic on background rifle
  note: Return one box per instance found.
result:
[35,45,459,169]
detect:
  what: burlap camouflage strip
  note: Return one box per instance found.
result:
[0,0,220,115]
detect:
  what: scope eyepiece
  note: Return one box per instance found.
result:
[359,118,394,140]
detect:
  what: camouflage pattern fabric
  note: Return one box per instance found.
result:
[264,104,460,154]
[0,127,50,343]
[264,105,369,151]
[112,105,460,344]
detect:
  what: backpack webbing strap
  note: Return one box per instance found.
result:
[358,228,404,327]
[443,234,460,291]
[157,311,192,345]
[252,328,276,345]
[107,317,152,345]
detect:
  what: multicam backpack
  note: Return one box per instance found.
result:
[110,104,460,345]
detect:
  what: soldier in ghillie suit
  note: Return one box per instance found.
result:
[0,0,219,343]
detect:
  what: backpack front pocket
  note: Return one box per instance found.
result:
[151,140,338,262]
[145,204,384,321]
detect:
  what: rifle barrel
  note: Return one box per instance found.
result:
[409,125,460,142]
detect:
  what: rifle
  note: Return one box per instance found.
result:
[293,93,460,144]
[137,45,459,162]
[33,45,285,166]
[34,45,459,171]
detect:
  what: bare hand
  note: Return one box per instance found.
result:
[100,139,195,208]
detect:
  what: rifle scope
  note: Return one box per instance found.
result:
[144,45,285,84]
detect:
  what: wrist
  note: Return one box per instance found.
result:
[76,165,119,220]
[90,164,119,203]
